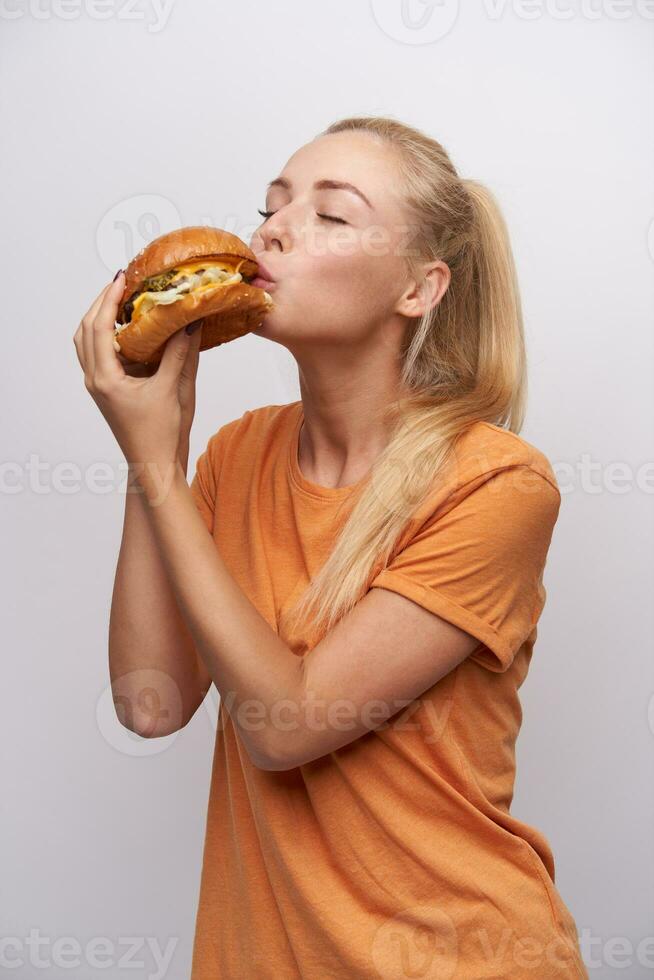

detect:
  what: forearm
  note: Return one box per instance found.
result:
[109,450,208,737]
[136,461,304,769]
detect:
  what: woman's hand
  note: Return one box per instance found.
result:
[73,272,204,475]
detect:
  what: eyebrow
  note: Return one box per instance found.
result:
[266,177,373,210]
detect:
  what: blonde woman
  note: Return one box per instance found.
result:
[74,116,587,978]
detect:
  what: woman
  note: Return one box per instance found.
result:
[74,116,587,978]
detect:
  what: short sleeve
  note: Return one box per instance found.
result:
[189,434,221,534]
[369,465,561,673]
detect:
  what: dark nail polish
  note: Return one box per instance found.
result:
[113,269,124,282]
[185,321,201,335]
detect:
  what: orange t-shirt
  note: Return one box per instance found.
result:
[189,400,587,979]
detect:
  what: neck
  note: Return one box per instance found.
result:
[295,358,405,490]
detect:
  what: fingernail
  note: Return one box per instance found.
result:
[113,269,124,282]
[185,321,201,335]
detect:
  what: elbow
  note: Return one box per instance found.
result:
[116,714,188,739]
[112,697,190,739]
[111,682,209,739]
[255,750,298,772]
[248,742,294,772]
[246,731,303,772]
[250,733,324,772]
[132,723,186,739]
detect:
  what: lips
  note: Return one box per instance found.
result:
[253,257,276,283]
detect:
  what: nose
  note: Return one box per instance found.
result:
[259,226,287,255]
[251,234,284,265]
[255,203,299,254]
[251,227,285,257]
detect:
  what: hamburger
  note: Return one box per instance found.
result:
[113,226,275,364]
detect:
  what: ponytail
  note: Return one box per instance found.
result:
[279,118,528,645]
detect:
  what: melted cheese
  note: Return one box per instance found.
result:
[172,259,244,280]
[119,260,246,329]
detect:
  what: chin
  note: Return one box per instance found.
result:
[251,314,310,352]
[250,313,285,341]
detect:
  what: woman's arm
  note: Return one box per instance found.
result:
[128,457,558,771]
[108,444,212,738]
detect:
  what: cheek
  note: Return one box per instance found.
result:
[304,248,391,303]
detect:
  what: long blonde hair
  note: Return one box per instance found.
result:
[279,115,527,644]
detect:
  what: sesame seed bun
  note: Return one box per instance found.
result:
[114,226,274,364]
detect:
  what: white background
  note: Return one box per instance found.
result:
[2,1,653,977]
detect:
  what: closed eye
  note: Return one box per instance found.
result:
[257,209,347,225]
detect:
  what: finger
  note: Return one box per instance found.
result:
[178,326,203,384]
[84,279,116,324]
[184,319,203,361]
[73,327,86,372]
[155,326,194,388]
[79,280,116,378]
[92,272,127,383]
[185,320,203,362]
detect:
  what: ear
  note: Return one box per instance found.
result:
[395,260,451,319]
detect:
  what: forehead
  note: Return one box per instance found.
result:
[275,132,404,214]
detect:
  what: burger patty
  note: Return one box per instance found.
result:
[117,262,246,328]
[120,269,186,324]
